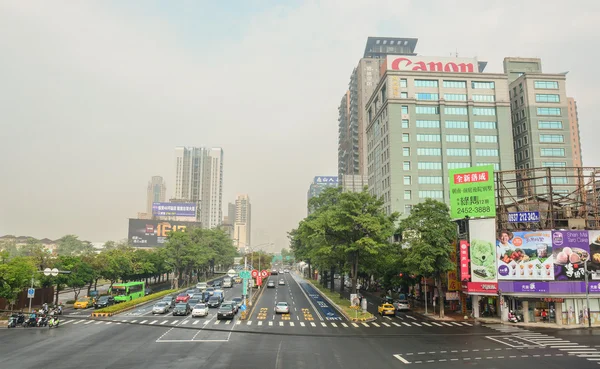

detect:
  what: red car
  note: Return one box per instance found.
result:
[175,293,190,303]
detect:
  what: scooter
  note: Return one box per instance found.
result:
[7,313,25,328]
[23,317,38,327]
[48,317,60,328]
[37,316,48,327]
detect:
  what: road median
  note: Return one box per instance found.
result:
[91,289,177,317]
[303,277,375,322]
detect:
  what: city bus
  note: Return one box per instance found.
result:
[109,281,145,303]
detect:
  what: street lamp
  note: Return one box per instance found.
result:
[28,268,71,313]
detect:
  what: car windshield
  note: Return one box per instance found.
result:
[155,302,167,307]
[209,297,219,302]
[194,304,206,309]
[97,296,108,301]
[77,297,89,302]
[277,302,288,307]
[206,287,214,291]
[175,304,187,308]
[221,304,232,309]
[177,293,187,297]
[232,298,242,302]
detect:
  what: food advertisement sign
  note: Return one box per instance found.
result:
[496,231,553,280]
[552,231,593,281]
[468,219,497,283]
[449,165,495,219]
[582,231,600,280]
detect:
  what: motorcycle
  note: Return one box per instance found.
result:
[7,313,25,328]
[48,317,60,328]
[23,317,38,327]
[37,316,48,327]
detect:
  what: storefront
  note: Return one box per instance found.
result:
[462,281,499,318]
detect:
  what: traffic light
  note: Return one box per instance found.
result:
[399,272,404,278]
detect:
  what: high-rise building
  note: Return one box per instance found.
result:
[233,194,251,250]
[338,37,418,181]
[341,174,368,193]
[366,54,514,216]
[567,97,583,167]
[146,176,167,215]
[503,57,579,194]
[174,146,223,229]
[307,176,339,214]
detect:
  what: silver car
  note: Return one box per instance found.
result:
[274,302,290,314]
[152,302,170,314]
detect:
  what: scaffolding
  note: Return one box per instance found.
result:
[495,167,600,231]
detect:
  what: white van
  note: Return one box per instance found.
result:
[222,278,233,288]
[196,282,208,291]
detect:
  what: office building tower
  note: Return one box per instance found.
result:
[233,194,251,250]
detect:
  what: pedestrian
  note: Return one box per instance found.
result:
[579,310,584,325]
[541,309,548,323]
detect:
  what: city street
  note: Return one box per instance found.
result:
[2,272,599,368]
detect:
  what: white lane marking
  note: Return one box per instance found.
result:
[330,322,337,327]
[341,323,348,327]
[193,320,200,325]
[105,322,112,325]
[402,322,411,326]
[372,322,380,327]
[352,323,359,327]
[311,322,316,327]
[392,322,401,327]
[149,320,158,325]
[247,321,252,325]
[279,322,284,326]
[258,321,263,326]
[84,321,93,325]
[382,322,391,327]
[362,322,369,327]
[406,315,417,320]
[203,320,210,325]
[558,348,596,351]
[140,320,148,324]
[172,320,180,325]
[300,322,305,327]
[431,322,443,326]
[95,321,103,325]
[130,320,138,323]
[422,322,432,326]
[321,322,327,327]
[213,320,220,325]
[384,316,392,320]
[182,320,189,324]
[269,321,273,326]
[412,322,421,327]
[394,354,411,364]
[289,322,295,327]
[160,320,168,325]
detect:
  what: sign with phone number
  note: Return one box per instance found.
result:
[449,165,496,219]
[508,211,540,223]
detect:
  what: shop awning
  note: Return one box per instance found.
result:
[500,292,591,298]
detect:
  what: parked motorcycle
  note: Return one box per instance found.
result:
[7,313,25,328]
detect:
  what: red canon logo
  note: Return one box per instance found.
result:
[391,57,475,73]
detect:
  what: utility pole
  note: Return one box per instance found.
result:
[584,261,592,328]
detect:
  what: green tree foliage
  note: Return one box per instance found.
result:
[290,187,399,294]
[56,235,94,256]
[0,253,36,310]
[397,199,456,318]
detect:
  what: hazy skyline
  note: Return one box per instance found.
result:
[1,1,598,253]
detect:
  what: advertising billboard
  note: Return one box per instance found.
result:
[449,165,495,219]
[496,231,554,281]
[128,219,200,246]
[152,202,197,217]
[387,55,479,73]
[469,219,497,284]
[313,176,338,185]
[552,230,598,281]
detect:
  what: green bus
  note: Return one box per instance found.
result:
[109,282,145,303]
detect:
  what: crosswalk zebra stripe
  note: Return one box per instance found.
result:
[402,322,411,326]
[412,322,421,327]
[258,321,263,326]
[321,322,327,327]
[149,320,158,325]
[172,320,179,325]
[392,322,401,327]
[203,320,209,325]
[95,321,103,325]
[105,322,112,325]
[451,322,462,326]
[362,322,369,327]
[372,323,380,327]
[442,322,453,326]
[236,320,242,325]
[84,321,93,325]
[352,323,359,327]
[62,320,72,325]
[382,323,390,327]
[213,320,220,325]
[225,320,231,325]
[311,322,316,327]
[431,322,443,326]
[421,322,432,326]
[330,322,337,327]
[289,322,295,327]
[279,322,284,326]
[193,320,199,325]
[247,321,252,325]
[269,321,273,326]
[300,322,305,327]
[140,320,148,324]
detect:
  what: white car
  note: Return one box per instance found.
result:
[196,282,208,291]
[192,303,209,317]
[394,300,410,311]
[274,302,290,314]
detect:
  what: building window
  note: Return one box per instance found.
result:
[415,80,439,87]
[417,148,442,156]
[538,121,562,129]
[403,147,411,156]
[536,94,560,103]
[537,107,561,116]
[523,136,528,144]
[404,204,412,214]
[401,92,408,98]
[402,106,409,114]
[534,81,559,89]
[443,80,466,88]
[416,120,440,128]
[448,162,471,169]
[418,176,443,184]
[445,121,469,129]
[419,190,443,199]
[418,162,443,170]
[539,134,564,143]
[472,81,495,89]
[401,119,409,128]
[472,94,496,102]
[415,106,439,114]
[417,134,441,142]
[416,93,439,100]
[404,190,412,200]
[473,107,496,116]
[541,148,565,157]
[543,177,568,184]
[444,93,467,101]
[446,134,469,142]
[477,162,500,170]
[400,79,407,88]
[542,162,567,167]
[402,133,410,142]
[403,161,411,170]
[476,149,499,156]
[444,106,468,115]
[446,148,470,156]
[475,135,498,143]
[403,176,411,185]
[474,121,497,129]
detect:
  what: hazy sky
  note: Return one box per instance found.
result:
[1,1,598,253]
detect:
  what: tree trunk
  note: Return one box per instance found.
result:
[330,266,335,292]
[54,285,60,306]
[94,278,99,291]
[307,260,312,279]
[352,251,359,294]
[436,277,445,318]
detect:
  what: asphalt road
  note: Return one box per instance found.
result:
[2,272,599,368]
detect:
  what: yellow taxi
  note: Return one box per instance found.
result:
[377,303,396,316]
[73,296,94,309]
[234,277,242,284]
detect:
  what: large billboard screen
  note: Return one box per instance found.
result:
[152,202,197,217]
[128,219,200,247]
[449,165,495,219]
[496,230,554,281]
[552,230,599,281]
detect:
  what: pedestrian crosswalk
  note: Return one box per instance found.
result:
[483,324,600,364]
[59,318,473,329]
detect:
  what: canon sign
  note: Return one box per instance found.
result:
[388,56,479,73]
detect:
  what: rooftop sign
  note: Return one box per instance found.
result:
[387,56,479,73]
